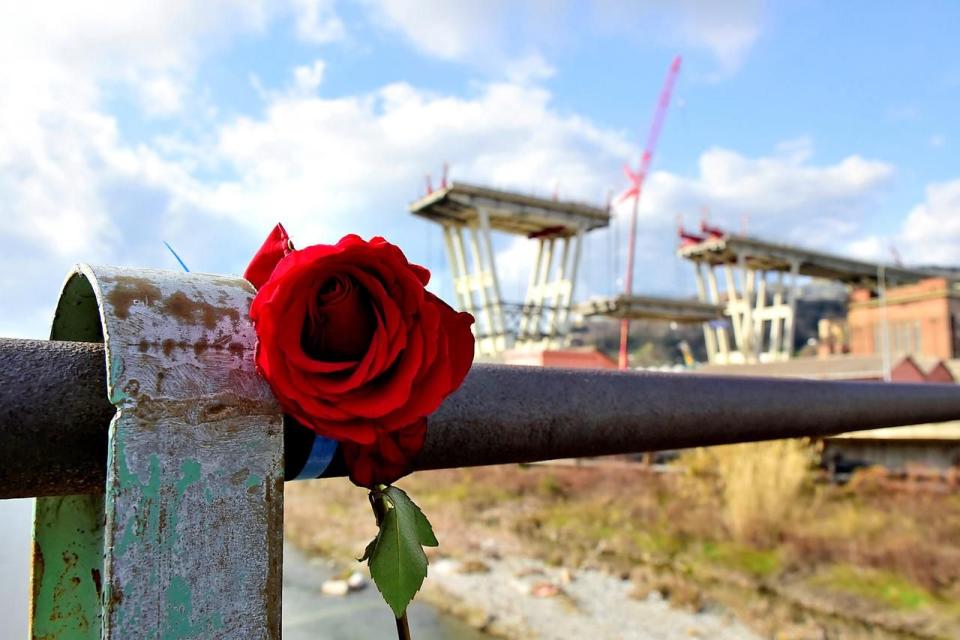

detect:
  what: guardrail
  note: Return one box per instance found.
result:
[5,337,960,500]
[5,263,960,639]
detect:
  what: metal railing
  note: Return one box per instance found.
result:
[4,336,960,499]
[8,262,960,640]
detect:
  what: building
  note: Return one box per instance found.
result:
[501,347,617,369]
[848,277,960,360]
[692,353,949,383]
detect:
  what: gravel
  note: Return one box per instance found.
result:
[429,555,761,640]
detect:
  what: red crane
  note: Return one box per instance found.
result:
[618,55,682,369]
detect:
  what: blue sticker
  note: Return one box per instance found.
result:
[295,435,339,480]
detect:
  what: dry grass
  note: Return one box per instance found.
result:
[680,440,812,544]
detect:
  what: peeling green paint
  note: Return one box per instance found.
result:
[31,495,105,640]
[161,575,223,640]
[108,356,126,405]
[113,432,162,559]
[34,268,108,639]
[175,461,201,496]
[244,473,262,489]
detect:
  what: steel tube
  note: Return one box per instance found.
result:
[4,337,960,498]
[0,338,111,498]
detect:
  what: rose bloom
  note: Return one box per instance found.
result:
[244,224,475,486]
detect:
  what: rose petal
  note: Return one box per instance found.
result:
[243,223,293,289]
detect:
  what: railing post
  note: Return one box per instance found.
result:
[30,265,284,639]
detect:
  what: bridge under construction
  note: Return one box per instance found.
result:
[411,178,956,366]
[580,226,955,365]
[410,181,609,357]
[679,231,953,364]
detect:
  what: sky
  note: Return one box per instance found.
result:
[0,1,959,633]
[2,0,960,341]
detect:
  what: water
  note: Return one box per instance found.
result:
[284,544,490,639]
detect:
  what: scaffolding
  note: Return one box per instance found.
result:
[410,182,609,356]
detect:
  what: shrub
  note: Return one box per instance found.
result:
[681,439,812,545]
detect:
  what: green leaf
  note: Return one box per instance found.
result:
[364,486,439,618]
[383,485,438,547]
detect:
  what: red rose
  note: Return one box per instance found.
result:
[245,225,475,486]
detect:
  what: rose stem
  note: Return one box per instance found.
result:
[395,613,412,640]
[370,487,414,640]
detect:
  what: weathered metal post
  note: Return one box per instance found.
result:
[31,265,283,639]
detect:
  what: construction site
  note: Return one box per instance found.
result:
[290,56,960,639]
[405,54,960,478]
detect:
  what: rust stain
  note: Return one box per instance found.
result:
[31,543,44,605]
[228,342,245,357]
[106,583,123,608]
[156,370,165,393]
[123,379,140,397]
[132,393,276,423]
[138,339,151,352]
[205,403,227,418]
[264,475,284,639]
[162,290,240,330]
[193,338,209,356]
[230,468,249,486]
[105,277,162,319]
[91,568,102,598]
[161,338,176,357]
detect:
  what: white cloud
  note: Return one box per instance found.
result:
[190,75,896,303]
[138,74,186,117]
[671,0,764,74]
[846,179,960,268]
[591,0,765,76]
[504,52,557,84]
[566,141,898,298]
[896,179,960,265]
[366,0,561,82]
[293,59,327,94]
[291,0,346,43]
[187,80,630,249]
[0,0,302,339]
[370,0,509,61]
[369,0,765,77]
[1,1,272,80]
[368,0,766,76]
[623,143,894,248]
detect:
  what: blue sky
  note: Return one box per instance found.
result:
[2,0,960,341]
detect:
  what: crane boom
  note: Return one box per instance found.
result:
[618,55,682,369]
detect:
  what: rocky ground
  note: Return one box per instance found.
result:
[284,461,960,640]
[424,554,759,639]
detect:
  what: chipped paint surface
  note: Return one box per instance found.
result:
[30,496,104,640]
[31,272,107,640]
[33,265,284,639]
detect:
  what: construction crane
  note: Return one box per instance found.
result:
[618,55,683,369]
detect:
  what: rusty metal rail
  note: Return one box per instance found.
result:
[4,336,960,499]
